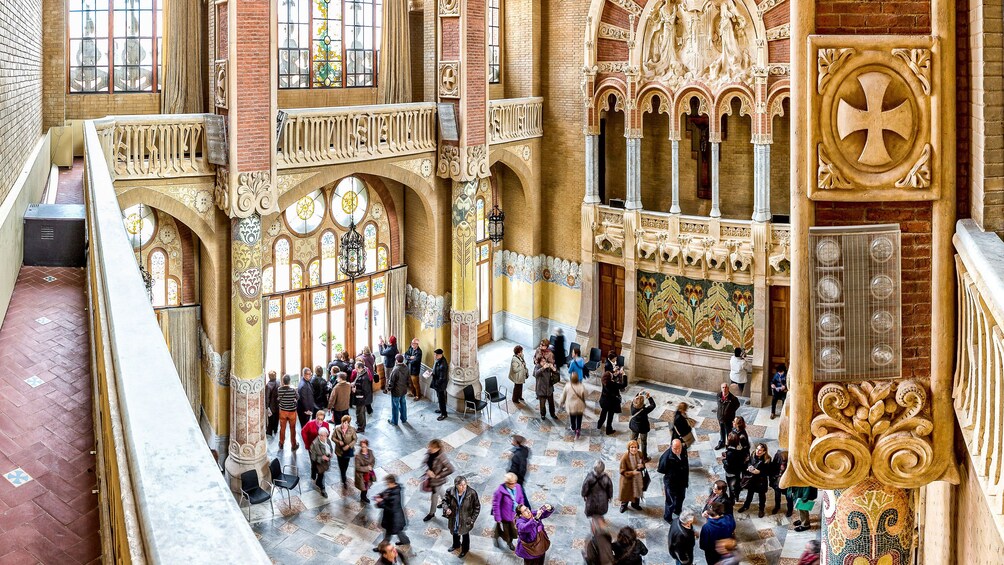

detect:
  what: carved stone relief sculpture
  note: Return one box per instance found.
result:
[639,0,756,89]
[808,36,941,200]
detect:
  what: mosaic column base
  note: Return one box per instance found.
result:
[224,374,269,484]
[447,309,481,409]
[821,478,914,565]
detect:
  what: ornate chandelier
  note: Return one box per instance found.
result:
[487,204,505,245]
[339,221,366,280]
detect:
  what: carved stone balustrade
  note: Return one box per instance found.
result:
[277,103,438,169]
[488,97,544,145]
[94,114,214,181]
[954,220,1004,523]
[591,206,790,284]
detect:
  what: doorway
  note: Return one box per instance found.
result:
[768,285,790,372]
[598,262,626,357]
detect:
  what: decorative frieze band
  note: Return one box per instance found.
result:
[598,23,630,42]
[607,0,642,16]
[493,250,583,290]
[200,327,231,387]
[405,285,451,329]
[766,24,790,41]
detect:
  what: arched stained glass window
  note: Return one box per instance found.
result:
[167,279,179,306]
[377,245,388,271]
[308,260,320,287]
[320,230,337,283]
[476,197,486,241]
[149,249,167,307]
[275,238,291,292]
[364,222,377,273]
[291,263,304,289]
[263,266,274,294]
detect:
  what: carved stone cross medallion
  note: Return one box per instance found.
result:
[836,72,913,167]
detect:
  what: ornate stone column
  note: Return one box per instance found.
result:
[585,134,600,204]
[670,140,681,214]
[625,136,642,210]
[753,144,771,222]
[435,0,489,403]
[710,142,721,218]
[821,479,914,564]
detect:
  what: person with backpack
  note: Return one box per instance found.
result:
[628,392,657,461]
[581,460,613,518]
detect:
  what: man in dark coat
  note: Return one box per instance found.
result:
[353,368,373,433]
[387,355,410,426]
[375,474,411,547]
[431,349,450,421]
[668,511,696,565]
[698,503,735,565]
[378,336,399,393]
[715,383,741,449]
[265,371,280,436]
[551,328,568,368]
[311,366,328,411]
[507,435,530,488]
[658,439,690,522]
[581,460,613,517]
[443,475,481,558]
[296,368,318,428]
[404,338,423,400]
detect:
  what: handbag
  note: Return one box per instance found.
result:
[344,447,355,458]
[794,498,815,512]
[521,524,551,557]
[549,371,560,386]
[642,469,651,492]
[421,476,432,493]
[673,424,696,448]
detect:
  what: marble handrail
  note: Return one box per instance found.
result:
[94,114,213,181]
[488,97,544,144]
[953,219,1004,520]
[83,120,270,564]
[278,102,438,168]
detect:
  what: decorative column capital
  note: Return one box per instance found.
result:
[215,169,278,218]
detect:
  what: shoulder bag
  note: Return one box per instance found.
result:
[642,469,651,492]
[673,424,696,448]
[521,523,551,557]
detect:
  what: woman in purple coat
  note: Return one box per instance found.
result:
[514,503,554,564]
[491,472,528,551]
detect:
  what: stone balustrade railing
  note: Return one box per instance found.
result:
[94,114,213,181]
[953,219,1004,526]
[488,97,544,144]
[592,206,791,281]
[278,103,438,169]
[83,120,269,564]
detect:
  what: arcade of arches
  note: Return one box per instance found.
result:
[1,0,1004,563]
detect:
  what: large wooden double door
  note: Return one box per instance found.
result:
[264,272,388,377]
[768,286,790,371]
[598,263,625,357]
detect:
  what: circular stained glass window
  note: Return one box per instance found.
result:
[871,344,895,366]
[820,346,843,369]
[871,310,894,334]
[122,204,156,248]
[816,238,841,266]
[284,190,325,234]
[870,236,895,263]
[817,276,842,302]
[870,275,895,300]
[331,177,369,228]
[818,312,843,336]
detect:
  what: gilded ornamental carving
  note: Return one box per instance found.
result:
[808,36,941,200]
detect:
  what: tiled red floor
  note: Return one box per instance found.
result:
[0,160,99,564]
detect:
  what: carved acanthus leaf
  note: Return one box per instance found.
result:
[817,146,851,190]
[894,144,932,189]
[892,48,932,94]
[817,48,855,94]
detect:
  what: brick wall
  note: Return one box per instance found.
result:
[816,0,931,34]
[0,0,43,204]
[403,185,438,292]
[234,0,272,171]
[540,1,586,261]
[41,0,64,130]
[496,165,533,256]
[503,0,538,99]
[967,0,1004,233]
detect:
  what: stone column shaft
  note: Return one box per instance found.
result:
[670,139,681,214]
[625,137,642,210]
[585,134,600,204]
[753,144,772,222]
[710,142,721,218]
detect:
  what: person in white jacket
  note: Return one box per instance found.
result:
[729,348,751,395]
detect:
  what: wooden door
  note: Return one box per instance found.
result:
[598,263,626,357]
[769,286,790,372]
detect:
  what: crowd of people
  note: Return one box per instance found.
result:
[262,333,818,564]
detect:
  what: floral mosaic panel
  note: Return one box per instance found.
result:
[637,270,754,352]
[493,250,582,290]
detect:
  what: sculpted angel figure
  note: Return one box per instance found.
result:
[709,0,750,81]
[643,0,683,78]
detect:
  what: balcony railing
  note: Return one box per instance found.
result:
[592,206,791,281]
[94,114,213,181]
[488,97,544,144]
[83,119,269,564]
[953,219,1004,524]
[278,103,438,169]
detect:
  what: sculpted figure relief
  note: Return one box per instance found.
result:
[641,0,754,87]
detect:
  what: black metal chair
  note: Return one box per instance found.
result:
[569,342,582,357]
[239,470,274,522]
[584,347,603,373]
[484,376,509,418]
[548,334,557,347]
[462,384,489,420]
[269,457,300,502]
[616,355,625,369]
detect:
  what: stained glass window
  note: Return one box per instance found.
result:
[377,245,388,271]
[330,286,346,306]
[364,222,377,273]
[167,279,179,306]
[263,267,274,295]
[331,177,369,227]
[291,263,304,289]
[308,260,320,287]
[285,189,325,234]
[275,238,291,293]
[69,0,162,93]
[476,198,486,241]
[285,295,302,315]
[122,204,155,248]
[268,298,281,320]
[149,249,166,307]
[312,290,327,310]
[488,0,501,84]
[356,280,369,299]
[372,275,385,296]
[320,230,337,283]
[278,0,379,89]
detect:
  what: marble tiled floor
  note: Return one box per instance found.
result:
[250,340,819,564]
